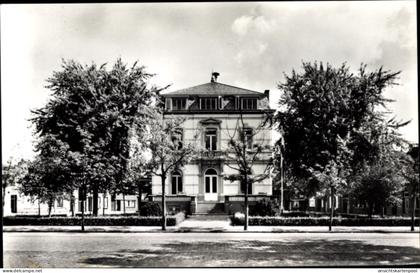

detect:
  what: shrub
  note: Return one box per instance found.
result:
[249,199,278,216]
[230,215,420,226]
[140,202,162,216]
[3,212,186,226]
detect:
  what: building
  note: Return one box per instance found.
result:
[149,72,275,214]
[3,177,151,217]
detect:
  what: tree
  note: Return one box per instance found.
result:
[223,112,273,230]
[348,118,409,218]
[310,135,352,230]
[20,135,73,217]
[401,144,419,231]
[125,130,152,216]
[274,62,406,229]
[141,108,199,230]
[31,59,159,218]
[2,158,28,215]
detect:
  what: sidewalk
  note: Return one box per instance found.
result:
[3,225,419,233]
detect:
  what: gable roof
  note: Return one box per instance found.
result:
[162,82,264,97]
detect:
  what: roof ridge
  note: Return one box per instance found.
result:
[164,81,263,96]
[214,82,263,94]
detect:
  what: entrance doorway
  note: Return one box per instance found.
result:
[204,169,218,201]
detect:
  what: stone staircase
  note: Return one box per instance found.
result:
[194,202,225,215]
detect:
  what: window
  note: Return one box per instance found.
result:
[11,194,17,213]
[88,196,93,211]
[172,98,186,110]
[78,201,88,212]
[171,171,183,194]
[172,129,183,150]
[126,200,136,208]
[103,197,108,209]
[242,98,257,110]
[200,97,218,110]
[240,181,253,195]
[115,200,121,211]
[57,197,64,208]
[205,128,217,151]
[243,128,253,149]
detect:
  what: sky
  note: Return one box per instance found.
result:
[1,2,417,164]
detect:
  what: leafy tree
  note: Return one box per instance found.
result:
[31,59,159,218]
[2,158,28,215]
[223,112,273,230]
[274,62,407,228]
[401,144,419,231]
[20,135,73,217]
[348,117,409,218]
[125,130,152,216]
[140,108,200,230]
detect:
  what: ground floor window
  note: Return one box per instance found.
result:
[57,197,64,208]
[171,171,183,194]
[126,200,136,208]
[88,197,93,211]
[11,194,17,213]
[103,197,108,209]
[240,181,252,195]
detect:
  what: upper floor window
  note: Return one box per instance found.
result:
[205,128,217,151]
[172,98,186,110]
[243,128,253,149]
[171,129,183,150]
[241,98,257,110]
[200,97,218,110]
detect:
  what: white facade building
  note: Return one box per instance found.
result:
[150,73,274,214]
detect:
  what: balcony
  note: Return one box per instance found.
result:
[200,150,225,160]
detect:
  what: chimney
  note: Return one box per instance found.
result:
[264,89,270,101]
[211,72,220,83]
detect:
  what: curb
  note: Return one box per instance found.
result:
[4,228,419,234]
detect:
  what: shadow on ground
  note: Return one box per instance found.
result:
[82,239,420,267]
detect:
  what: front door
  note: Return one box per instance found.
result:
[204,169,218,201]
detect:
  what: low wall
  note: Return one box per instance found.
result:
[148,195,192,215]
[224,195,272,215]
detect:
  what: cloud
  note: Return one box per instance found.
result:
[231,15,275,36]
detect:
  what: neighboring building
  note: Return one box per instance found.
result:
[149,72,275,214]
[3,176,151,217]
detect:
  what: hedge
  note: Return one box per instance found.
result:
[231,216,420,226]
[3,212,186,226]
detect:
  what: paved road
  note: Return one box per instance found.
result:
[4,232,420,267]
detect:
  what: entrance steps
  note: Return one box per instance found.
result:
[178,213,231,231]
[195,202,225,214]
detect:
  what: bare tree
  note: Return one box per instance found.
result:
[223,111,273,230]
[140,109,200,230]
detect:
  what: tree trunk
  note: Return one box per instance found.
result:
[381,206,385,218]
[137,183,142,217]
[92,187,99,217]
[103,192,106,216]
[81,187,86,232]
[70,193,75,217]
[48,198,53,217]
[123,194,126,215]
[2,186,5,217]
[280,159,284,215]
[329,187,334,232]
[411,192,416,232]
[38,199,41,216]
[368,202,373,218]
[161,174,167,231]
[244,179,249,231]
